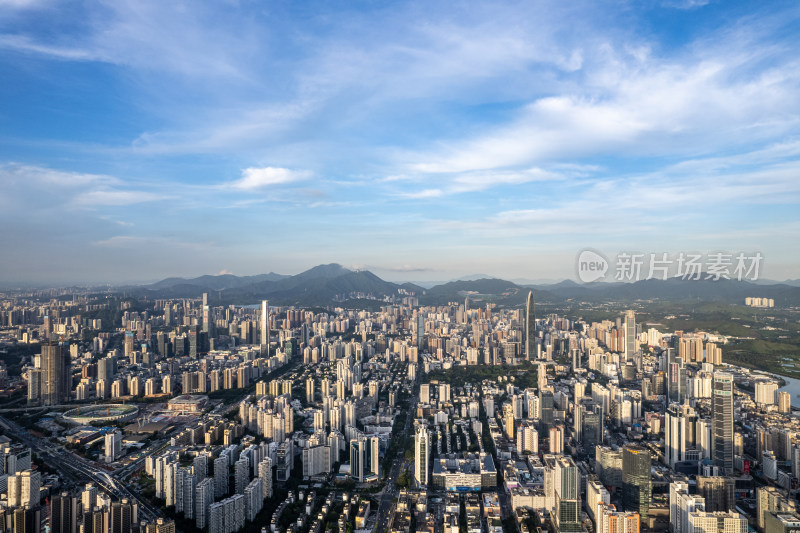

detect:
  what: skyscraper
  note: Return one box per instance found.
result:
[202,292,215,339]
[622,445,652,520]
[696,476,735,512]
[104,431,122,463]
[415,424,430,487]
[712,372,734,474]
[525,291,536,360]
[665,404,686,469]
[108,499,134,533]
[234,458,249,494]
[416,314,425,351]
[577,402,603,451]
[13,508,41,533]
[554,457,582,533]
[350,435,380,482]
[539,389,554,432]
[260,300,269,355]
[36,343,71,406]
[624,310,637,363]
[214,456,229,498]
[668,350,685,404]
[195,478,215,530]
[51,492,79,533]
[258,457,273,499]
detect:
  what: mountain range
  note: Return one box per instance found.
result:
[125,263,800,308]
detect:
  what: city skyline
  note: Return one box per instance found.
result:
[1,0,799,285]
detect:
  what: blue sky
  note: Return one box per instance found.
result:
[1,0,799,284]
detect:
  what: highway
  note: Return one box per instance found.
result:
[0,414,161,522]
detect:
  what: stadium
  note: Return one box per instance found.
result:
[62,404,139,425]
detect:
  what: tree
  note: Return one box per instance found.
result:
[396,470,410,489]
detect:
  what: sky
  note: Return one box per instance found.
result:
[1,0,799,285]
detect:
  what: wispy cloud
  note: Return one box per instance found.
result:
[74,189,164,206]
[400,188,443,199]
[228,167,312,190]
[92,235,214,251]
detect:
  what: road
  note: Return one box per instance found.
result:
[0,414,161,522]
[375,395,417,533]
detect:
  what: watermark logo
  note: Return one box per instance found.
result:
[577,249,609,283]
[575,250,763,282]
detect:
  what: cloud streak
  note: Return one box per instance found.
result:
[228,167,312,190]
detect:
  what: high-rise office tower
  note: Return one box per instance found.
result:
[415,424,430,487]
[13,508,41,533]
[50,493,79,533]
[416,314,425,351]
[712,372,734,474]
[260,300,269,354]
[202,293,215,339]
[624,310,637,363]
[104,431,122,463]
[108,499,134,533]
[622,445,652,519]
[668,351,685,404]
[665,404,686,469]
[8,470,41,508]
[526,291,536,360]
[350,435,380,482]
[696,476,735,512]
[82,507,105,533]
[539,390,554,431]
[554,457,582,533]
[577,402,603,451]
[35,343,71,406]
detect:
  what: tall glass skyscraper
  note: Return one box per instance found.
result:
[624,309,637,362]
[415,424,430,487]
[260,300,269,355]
[526,291,536,360]
[622,445,652,519]
[712,372,734,474]
[554,457,582,533]
[36,343,71,406]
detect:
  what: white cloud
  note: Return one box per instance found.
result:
[0,34,97,60]
[74,190,164,206]
[1,163,116,187]
[396,167,566,198]
[400,188,443,199]
[406,28,800,174]
[92,235,213,251]
[229,167,311,190]
[0,163,168,211]
[424,148,800,239]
